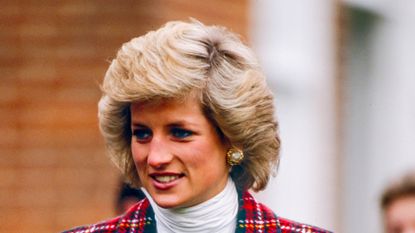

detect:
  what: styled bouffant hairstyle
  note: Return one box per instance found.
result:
[381,171,415,210]
[98,20,280,191]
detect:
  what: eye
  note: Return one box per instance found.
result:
[132,128,152,143]
[170,127,193,139]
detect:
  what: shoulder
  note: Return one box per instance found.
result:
[237,191,332,233]
[277,216,332,233]
[61,198,155,233]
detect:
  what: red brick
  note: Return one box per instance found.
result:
[0,126,19,147]
[0,148,21,168]
[0,1,248,232]
[0,168,18,188]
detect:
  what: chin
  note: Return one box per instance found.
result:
[157,202,178,209]
[153,195,186,209]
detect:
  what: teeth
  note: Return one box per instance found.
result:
[154,175,180,183]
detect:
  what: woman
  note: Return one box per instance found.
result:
[63,20,331,233]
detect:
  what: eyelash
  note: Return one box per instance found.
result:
[131,127,193,143]
[132,128,152,142]
[170,127,193,139]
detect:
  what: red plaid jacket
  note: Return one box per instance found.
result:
[62,191,331,233]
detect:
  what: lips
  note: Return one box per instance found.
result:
[149,173,185,189]
[152,174,182,183]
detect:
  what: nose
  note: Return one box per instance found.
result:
[147,135,173,169]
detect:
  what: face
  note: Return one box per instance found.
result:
[130,97,229,209]
[384,196,415,233]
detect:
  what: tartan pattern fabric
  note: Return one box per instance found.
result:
[62,198,157,233]
[62,191,331,233]
[236,192,332,233]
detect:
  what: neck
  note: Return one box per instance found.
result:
[143,177,238,233]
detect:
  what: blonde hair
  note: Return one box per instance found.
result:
[98,20,280,191]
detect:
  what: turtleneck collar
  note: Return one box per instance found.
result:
[142,177,238,233]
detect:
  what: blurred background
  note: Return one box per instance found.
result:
[0,0,414,232]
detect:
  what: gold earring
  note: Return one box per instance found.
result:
[227,148,244,166]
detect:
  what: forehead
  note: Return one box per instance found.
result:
[131,89,203,110]
[130,97,204,119]
[131,95,198,107]
[385,196,415,226]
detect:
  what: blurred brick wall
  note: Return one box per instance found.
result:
[0,1,248,232]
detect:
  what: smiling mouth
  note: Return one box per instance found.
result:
[150,174,184,183]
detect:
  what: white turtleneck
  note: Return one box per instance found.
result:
[142,177,238,233]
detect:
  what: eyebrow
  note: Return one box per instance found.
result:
[130,122,147,128]
[131,120,199,128]
[166,122,188,128]
[168,119,201,127]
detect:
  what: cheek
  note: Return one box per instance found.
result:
[185,141,226,167]
[131,143,147,165]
